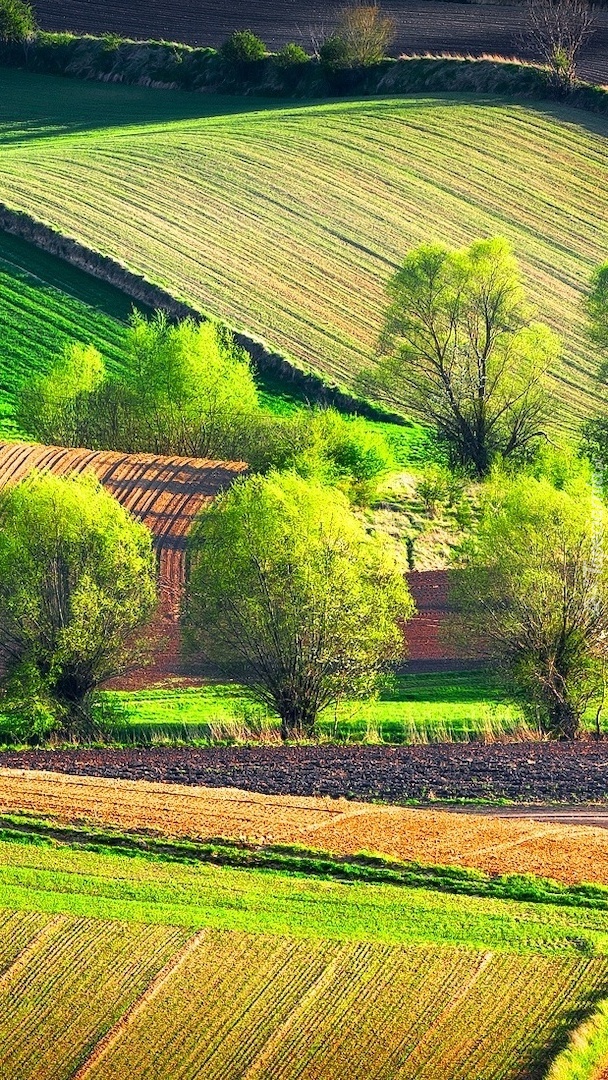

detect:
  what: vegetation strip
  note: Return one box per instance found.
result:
[2,814,608,912]
[544,997,608,1080]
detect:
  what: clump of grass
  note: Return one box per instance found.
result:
[544,997,608,1079]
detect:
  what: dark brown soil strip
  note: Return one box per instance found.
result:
[3,742,608,805]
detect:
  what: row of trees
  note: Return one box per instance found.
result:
[0,469,412,741]
[19,314,393,506]
[5,236,608,744]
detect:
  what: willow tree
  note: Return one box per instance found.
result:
[453,471,608,738]
[364,238,559,477]
[185,471,413,739]
[0,472,157,739]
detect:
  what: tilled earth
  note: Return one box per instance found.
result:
[3,742,608,804]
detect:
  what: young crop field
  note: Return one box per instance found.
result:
[0,231,134,433]
[0,70,606,423]
[2,767,608,886]
[0,909,189,1080]
[1,833,608,1078]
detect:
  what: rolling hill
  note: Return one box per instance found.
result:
[0,69,606,426]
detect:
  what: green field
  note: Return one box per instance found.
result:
[0,231,136,432]
[101,671,528,745]
[1,829,608,1078]
[0,69,606,422]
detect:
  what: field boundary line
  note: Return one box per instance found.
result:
[72,927,209,1079]
[239,944,352,1080]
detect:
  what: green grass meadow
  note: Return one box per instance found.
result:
[99,672,529,746]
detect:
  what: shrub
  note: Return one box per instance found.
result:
[275,43,310,68]
[336,3,395,66]
[319,34,351,69]
[220,29,266,65]
[0,0,35,42]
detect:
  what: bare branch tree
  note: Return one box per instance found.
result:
[525,0,596,88]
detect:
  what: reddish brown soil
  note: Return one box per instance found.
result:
[3,742,608,804]
[3,767,608,883]
[31,0,608,85]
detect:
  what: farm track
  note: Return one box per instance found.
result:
[31,0,608,86]
[3,766,608,884]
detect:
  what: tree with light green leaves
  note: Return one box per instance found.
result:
[185,471,413,739]
[0,472,157,740]
[453,467,608,739]
[18,313,260,461]
[363,237,559,477]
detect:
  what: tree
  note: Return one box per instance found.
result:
[16,342,105,448]
[185,471,413,739]
[452,471,608,738]
[0,472,157,739]
[363,238,558,478]
[320,4,395,67]
[0,0,36,42]
[587,262,608,354]
[18,313,260,461]
[579,264,608,488]
[525,0,595,89]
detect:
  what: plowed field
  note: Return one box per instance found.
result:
[30,0,608,86]
[2,768,608,885]
[1,70,607,422]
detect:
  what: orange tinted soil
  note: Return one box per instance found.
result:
[1,768,608,887]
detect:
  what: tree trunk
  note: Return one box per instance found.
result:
[548,698,579,740]
[278,694,318,741]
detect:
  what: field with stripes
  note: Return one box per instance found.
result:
[0,69,607,423]
[2,772,608,1079]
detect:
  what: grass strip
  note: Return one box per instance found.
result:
[2,813,608,913]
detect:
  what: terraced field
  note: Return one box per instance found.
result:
[0,70,607,422]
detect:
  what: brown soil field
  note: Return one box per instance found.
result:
[5,742,608,803]
[2,767,608,885]
[31,0,608,85]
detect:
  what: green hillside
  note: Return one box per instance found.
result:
[0,231,134,433]
[0,69,606,424]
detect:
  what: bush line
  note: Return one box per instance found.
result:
[0,203,403,424]
[2,34,608,115]
[3,813,608,917]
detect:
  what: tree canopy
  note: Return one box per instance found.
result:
[0,472,157,739]
[185,471,413,738]
[18,313,260,462]
[453,469,608,738]
[363,238,559,477]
